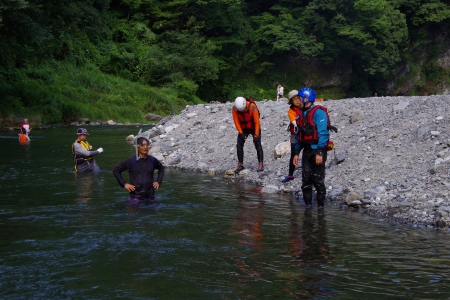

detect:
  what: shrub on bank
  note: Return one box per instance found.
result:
[0,61,198,124]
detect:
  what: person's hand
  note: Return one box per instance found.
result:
[253,134,259,139]
[315,154,323,165]
[124,183,135,192]
[97,147,104,153]
[153,182,160,189]
[238,133,246,140]
[293,155,299,166]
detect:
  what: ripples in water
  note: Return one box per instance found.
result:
[1,128,450,298]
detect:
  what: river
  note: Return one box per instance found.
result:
[1,126,449,299]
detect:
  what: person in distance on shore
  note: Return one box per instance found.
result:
[232,97,264,173]
[276,84,284,102]
[113,132,164,204]
[72,128,103,173]
[281,90,303,183]
[293,88,330,208]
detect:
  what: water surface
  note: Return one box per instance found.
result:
[1,127,449,299]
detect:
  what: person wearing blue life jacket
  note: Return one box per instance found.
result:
[292,88,331,208]
[113,133,164,204]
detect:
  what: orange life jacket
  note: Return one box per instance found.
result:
[19,134,28,144]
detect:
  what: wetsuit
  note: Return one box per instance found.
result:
[72,140,101,173]
[113,155,165,201]
[294,104,329,206]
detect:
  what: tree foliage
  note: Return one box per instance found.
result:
[1,0,450,122]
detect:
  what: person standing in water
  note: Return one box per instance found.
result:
[113,132,164,204]
[18,128,29,145]
[20,118,31,140]
[293,88,334,208]
[72,128,103,173]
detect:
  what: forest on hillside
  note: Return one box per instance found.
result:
[1,0,450,123]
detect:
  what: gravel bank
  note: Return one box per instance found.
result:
[132,96,450,229]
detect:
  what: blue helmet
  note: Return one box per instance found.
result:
[298,88,316,105]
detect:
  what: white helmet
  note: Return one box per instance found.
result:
[235,97,247,111]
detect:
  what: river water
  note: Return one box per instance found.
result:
[1,126,450,299]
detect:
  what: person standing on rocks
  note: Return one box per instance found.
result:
[113,133,164,204]
[276,84,284,102]
[282,90,303,183]
[293,88,330,208]
[72,128,103,173]
[232,97,264,173]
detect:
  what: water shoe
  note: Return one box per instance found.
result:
[281,175,295,183]
[257,163,264,172]
[235,164,245,174]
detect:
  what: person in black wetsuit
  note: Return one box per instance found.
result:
[113,136,164,203]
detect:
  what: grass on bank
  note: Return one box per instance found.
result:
[0,61,202,124]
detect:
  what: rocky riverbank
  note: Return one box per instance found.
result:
[130,95,450,229]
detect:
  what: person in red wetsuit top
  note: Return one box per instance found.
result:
[231,97,264,173]
[113,133,165,204]
[20,118,31,140]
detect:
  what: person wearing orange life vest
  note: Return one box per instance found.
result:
[293,88,330,208]
[281,90,303,183]
[72,128,103,173]
[18,127,28,145]
[232,97,264,173]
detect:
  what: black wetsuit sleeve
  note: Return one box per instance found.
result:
[154,158,165,185]
[113,157,133,188]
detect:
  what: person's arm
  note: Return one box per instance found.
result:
[314,109,329,150]
[73,142,99,158]
[313,109,329,165]
[113,158,132,188]
[293,134,303,166]
[152,158,165,189]
[251,104,261,137]
[231,107,243,134]
[288,108,297,123]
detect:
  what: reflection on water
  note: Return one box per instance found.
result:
[74,173,95,204]
[1,127,450,299]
